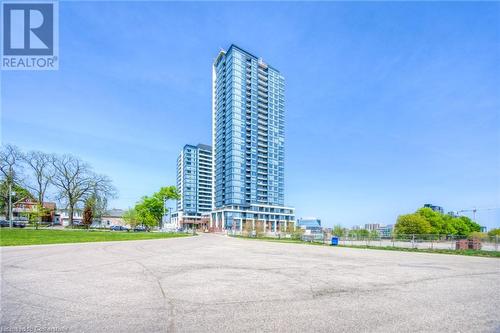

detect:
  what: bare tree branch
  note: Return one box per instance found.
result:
[21,151,55,205]
[51,155,92,226]
[0,144,23,182]
[51,154,117,226]
[0,144,23,224]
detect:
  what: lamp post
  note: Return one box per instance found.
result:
[160,196,167,230]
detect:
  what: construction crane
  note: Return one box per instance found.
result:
[455,207,499,221]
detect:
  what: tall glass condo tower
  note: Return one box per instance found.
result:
[171,144,212,230]
[211,45,295,232]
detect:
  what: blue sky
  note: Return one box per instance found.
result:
[1,1,499,228]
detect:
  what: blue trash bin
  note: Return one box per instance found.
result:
[331,236,339,246]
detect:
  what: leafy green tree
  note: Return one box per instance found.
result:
[21,203,50,229]
[133,186,179,228]
[416,208,444,234]
[395,213,431,235]
[290,227,304,240]
[155,186,179,202]
[0,181,33,218]
[358,229,369,238]
[452,216,479,236]
[20,204,41,228]
[135,201,158,228]
[123,208,139,228]
[332,224,345,237]
[468,232,488,240]
[488,228,500,237]
[398,207,481,237]
[348,229,369,239]
[459,216,480,234]
[369,229,379,240]
[440,215,457,235]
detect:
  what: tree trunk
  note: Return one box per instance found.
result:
[37,194,43,230]
[68,205,74,227]
[8,181,13,228]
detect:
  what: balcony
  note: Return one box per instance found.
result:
[257,102,268,109]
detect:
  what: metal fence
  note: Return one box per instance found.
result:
[333,234,499,252]
[229,230,499,252]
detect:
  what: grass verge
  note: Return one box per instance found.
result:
[0,228,190,246]
[231,236,500,258]
[338,244,500,258]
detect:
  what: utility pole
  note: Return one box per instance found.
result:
[162,197,165,229]
[160,196,167,230]
[8,181,13,228]
[163,196,166,217]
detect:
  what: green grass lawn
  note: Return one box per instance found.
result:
[0,228,191,246]
[232,235,500,258]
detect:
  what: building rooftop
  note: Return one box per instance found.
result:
[197,143,211,151]
[297,218,321,228]
[184,143,211,151]
[215,44,281,73]
[104,209,125,217]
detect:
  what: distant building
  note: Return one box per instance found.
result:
[376,224,394,238]
[56,209,83,226]
[297,217,322,234]
[171,143,213,230]
[13,198,56,223]
[364,223,380,231]
[56,208,126,228]
[94,209,126,228]
[424,204,444,214]
[480,226,487,233]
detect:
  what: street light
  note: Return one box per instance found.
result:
[159,196,169,230]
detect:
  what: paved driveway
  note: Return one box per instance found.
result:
[1,234,499,332]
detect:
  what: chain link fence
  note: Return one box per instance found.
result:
[330,234,499,252]
[229,230,499,252]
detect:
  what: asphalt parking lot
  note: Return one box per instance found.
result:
[1,234,499,332]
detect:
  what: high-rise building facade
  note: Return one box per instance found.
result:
[171,144,212,229]
[364,223,381,231]
[423,204,444,214]
[211,45,295,232]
